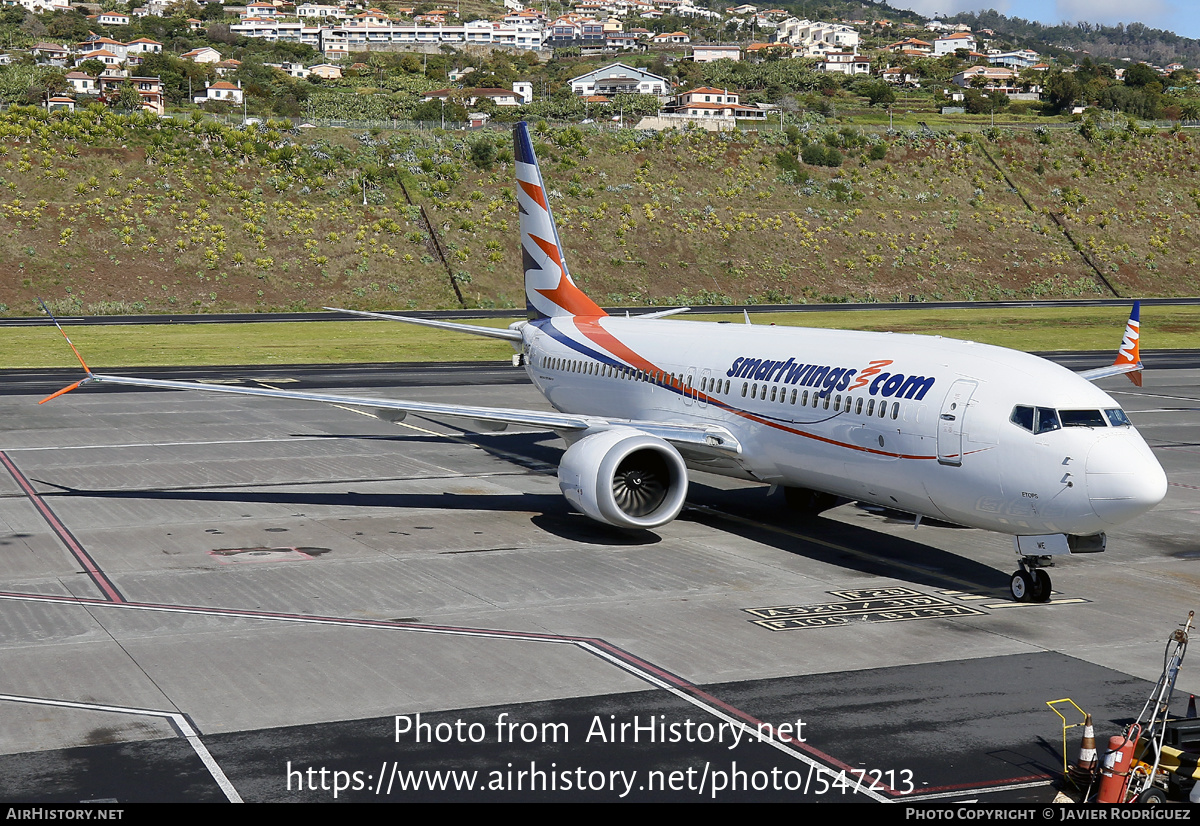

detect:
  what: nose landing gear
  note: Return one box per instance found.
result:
[1010,557,1053,603]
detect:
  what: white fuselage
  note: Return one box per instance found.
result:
[519,315,1167,537]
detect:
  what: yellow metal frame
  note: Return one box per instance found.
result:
[1047,698,1090,779]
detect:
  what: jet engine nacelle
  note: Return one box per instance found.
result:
[558,428,689,529]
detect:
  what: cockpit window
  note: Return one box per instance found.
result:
[1034,407,1060,434]
[1105,408,1132,427]
[1013,406,1113,434]
[1010,405,1034,432]
[1060,409,1107,428]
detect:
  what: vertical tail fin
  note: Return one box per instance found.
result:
[513,122,606,321]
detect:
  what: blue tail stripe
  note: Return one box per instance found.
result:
[534,318,621,368]
[513,122,537,166]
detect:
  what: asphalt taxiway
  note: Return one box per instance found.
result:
[0,360,1196,802]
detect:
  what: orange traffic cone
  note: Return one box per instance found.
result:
[1070,713,1098,784]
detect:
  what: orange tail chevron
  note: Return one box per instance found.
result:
[513,122,606,321]
[1114,301,1142,387]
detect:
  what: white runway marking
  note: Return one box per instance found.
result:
[0,436,330,452]
[0,693,243,803]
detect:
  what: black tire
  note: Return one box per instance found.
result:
[1031,570,1052,603]
[1011,570,1033,602]
[784,487,838,515]
[1136,787,1168,806]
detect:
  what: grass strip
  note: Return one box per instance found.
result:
[9,305,1197,370]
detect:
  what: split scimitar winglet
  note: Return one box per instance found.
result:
[37,298,93,404]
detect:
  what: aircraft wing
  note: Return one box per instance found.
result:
[1077,362,1143,383]
[35,300,740,458]
[48,372,743,457]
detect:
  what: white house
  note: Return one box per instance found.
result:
[692,44,740,63]
[423,87,523,106]
[125,38,163,56]
[934,32,977,56]
[101,75,165,115]
[180,46,222,63]
[32,42,71,65]
[988,49,1039,69]
[664,86,768,120]
[65,72,98,95]
[199,80,244,104]
[819,52,870,75]
[887,37,932,54]
[79,36,128,58]
[10,0,69,12]
[78,49,124,70]
[569,62,669,97]
[267,61,308,78]
[308,63,342,79]
[951,65,1018,93]
[776,18,859,53]
[242,2,279,17]
[296,3,347,20]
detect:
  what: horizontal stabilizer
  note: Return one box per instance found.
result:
[632,307,690,320]
[324,307,524,341]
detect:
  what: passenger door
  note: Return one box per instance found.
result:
[937,380,977,466]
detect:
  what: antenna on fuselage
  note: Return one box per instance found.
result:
[744,309,752,325]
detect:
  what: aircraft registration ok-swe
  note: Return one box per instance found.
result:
[40,121,1167,603]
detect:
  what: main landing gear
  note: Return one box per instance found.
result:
[1010,556,1053,603]
[784,486,840,515]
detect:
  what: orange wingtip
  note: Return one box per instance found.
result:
[39,381,82,404]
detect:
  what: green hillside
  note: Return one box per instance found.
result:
[2,106,1198,318]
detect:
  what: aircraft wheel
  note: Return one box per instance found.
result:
[1136,788,1168,806]
[1030,570,1052,603]
[1010,570,1033,602]
[784,487,837,515]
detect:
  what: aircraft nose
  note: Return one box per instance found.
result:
[1086,433,1168,525]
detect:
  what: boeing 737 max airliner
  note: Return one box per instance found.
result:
[40,121,1168,603]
